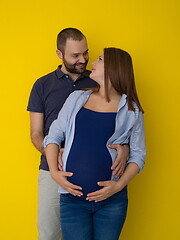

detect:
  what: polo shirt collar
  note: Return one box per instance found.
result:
[56,65,66,78]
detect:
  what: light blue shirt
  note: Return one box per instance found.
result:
[43,90,146,193]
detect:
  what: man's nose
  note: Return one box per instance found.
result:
[79,54,86,63]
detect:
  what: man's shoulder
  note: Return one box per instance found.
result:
[35,69,57,84]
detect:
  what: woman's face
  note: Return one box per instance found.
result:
[89,52,104,83]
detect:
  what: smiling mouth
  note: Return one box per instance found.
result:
[75,64,85,68]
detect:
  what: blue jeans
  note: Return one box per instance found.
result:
[60,187,128,240]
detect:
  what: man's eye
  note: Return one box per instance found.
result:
[73,55,78,58]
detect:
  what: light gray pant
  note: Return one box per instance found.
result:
[38,169,62,240]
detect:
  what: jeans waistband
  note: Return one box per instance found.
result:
[61,185,127,202]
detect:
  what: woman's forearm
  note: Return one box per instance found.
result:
[45,143,59,173]
[45,143,83,196]
[86,162,140,202]
[116,163,140,190]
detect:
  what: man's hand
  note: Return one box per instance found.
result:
[109,144,129,177]
[51,170,83,197]
[86,181,120,202]
[58,148,64,171]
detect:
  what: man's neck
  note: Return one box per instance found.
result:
[60,65,81,82]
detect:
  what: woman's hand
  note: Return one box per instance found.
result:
[51,170,83,197]
[87,163,140,202]
[86,180,121,202]
[109,144,129,177]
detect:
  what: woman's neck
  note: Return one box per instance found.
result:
[84,87,121,112]
[96,86,120,102]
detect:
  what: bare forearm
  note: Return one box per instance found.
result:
[45,144,59,173]
[116,163,140,190]
[30,112,45,155]
[31,132,45,156]
[86,163,140,202]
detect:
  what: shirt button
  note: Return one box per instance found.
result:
[65,75,68,78]
[73,84,75,87]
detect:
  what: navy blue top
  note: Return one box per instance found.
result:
[27,66,98,170]
[66,107,117,199]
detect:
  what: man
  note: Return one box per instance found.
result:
[27,28,128,240]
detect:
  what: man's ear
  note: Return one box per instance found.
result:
[56,49,63,59]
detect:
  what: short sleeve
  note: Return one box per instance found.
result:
[27,79,44,113]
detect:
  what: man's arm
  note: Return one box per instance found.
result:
[30,112,45,156]
[57,144,129,174]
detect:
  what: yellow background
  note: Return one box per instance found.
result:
[0,0,179,239]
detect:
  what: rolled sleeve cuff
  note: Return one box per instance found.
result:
[42,136,61,149]
[127,155,145,173]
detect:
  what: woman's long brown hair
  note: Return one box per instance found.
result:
[104,48,144,113]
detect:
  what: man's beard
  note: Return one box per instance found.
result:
[63,58,88,74]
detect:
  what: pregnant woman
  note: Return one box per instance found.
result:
[43,47,146,240]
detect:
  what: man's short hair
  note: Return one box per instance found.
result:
[57,28,86,53]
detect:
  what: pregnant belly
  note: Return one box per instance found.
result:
[66,148,112,199]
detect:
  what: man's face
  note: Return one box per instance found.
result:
[61,38,89,74]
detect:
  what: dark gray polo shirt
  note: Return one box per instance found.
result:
[27,65,98,170]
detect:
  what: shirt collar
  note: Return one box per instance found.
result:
[117,94,127,111]
[55,65,66,78]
